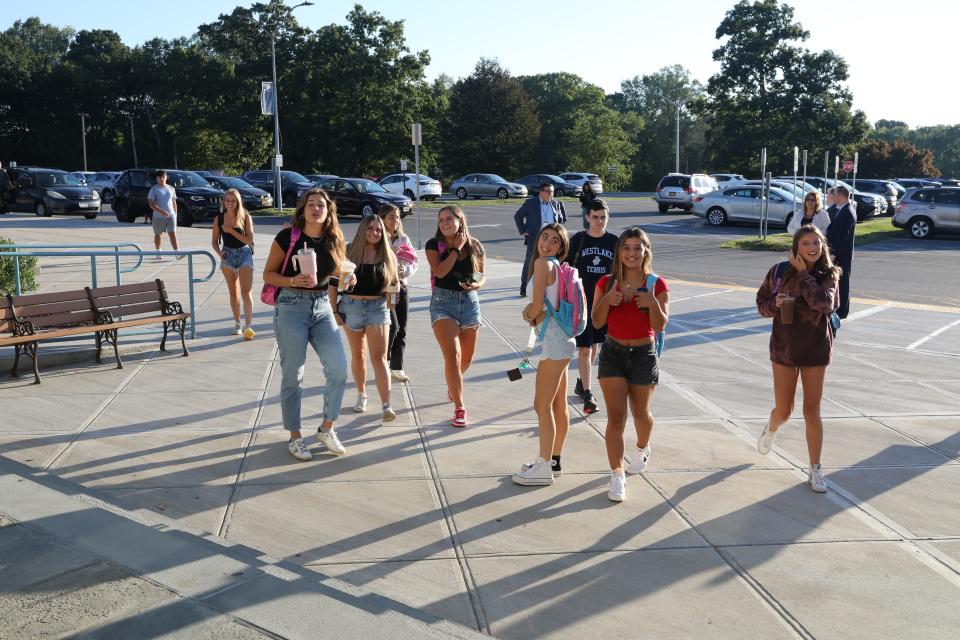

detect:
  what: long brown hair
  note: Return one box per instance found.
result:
[790,225,841,280]
[607,227,653,291]
[527,223,569,276]
[434,205,484,272]
[293,187,345,267]
[377,203,404,242]
[345,214,399,291]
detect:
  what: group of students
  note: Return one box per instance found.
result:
[216,184,842,503]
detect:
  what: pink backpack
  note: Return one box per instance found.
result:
[541,257,587,338]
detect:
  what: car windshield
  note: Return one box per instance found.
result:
[282,171,308,183]
[167,171,210,188]
[349,179,388,194]
[217,177,252,189]
[37,172,83,187]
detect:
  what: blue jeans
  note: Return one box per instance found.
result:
[274,289,348,429]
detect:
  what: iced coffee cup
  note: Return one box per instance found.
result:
[338,260,357,292]
[385,282,400,305]
[780,296,796,325]
[292,248,318,288]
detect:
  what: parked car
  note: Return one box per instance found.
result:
[795,177,881,220]
[513,174,582,197]
[893,186,960,239]
[894,178,941,190]
[377,173,442,200]
[204,175,273,210]
[240,170,314,207]
[654,173,718,212]
[315,177,413,218]
[850,179,899,214]
[113,169,224,226]
[692,185,800,227]
[68,171,97,185]
[85,171,121,203]
[933,178,960,187]
[11,168,100,218]
[304,174,338,184]
[448,174,528,200]
[710,173,747,184]
[558,172,603,194]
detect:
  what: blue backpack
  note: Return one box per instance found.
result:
[645,273,666,357]
[538,257,588,339]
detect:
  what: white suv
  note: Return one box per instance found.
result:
[559,172,603,194]
[378,173,442,201]
[654,173,717,212]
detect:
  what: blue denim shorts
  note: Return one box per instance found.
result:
[540,317,576,361]
[337,295,390,332]
[221,245,254,271]
[430,287,481,328]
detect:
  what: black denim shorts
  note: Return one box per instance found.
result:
[597,338,659,386]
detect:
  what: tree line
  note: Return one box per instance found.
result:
[1,0,954,190]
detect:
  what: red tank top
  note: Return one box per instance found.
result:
[595,274,669,340]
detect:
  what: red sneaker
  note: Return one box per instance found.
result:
[452,407,467,428]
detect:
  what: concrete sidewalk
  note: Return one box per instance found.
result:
[2,218,960,638]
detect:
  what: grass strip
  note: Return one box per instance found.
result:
[719,218,903,251]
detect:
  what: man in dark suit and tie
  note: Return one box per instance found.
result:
[514,182,567,297]
[825,185,856,319]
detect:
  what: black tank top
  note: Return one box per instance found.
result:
[217,213,248,249]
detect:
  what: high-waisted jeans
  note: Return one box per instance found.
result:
[274,288,348,429]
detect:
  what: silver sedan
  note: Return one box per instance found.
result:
[449,173,528,200]
[692,185,801,228]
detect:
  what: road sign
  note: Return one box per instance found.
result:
[400,159,408,171]
[842,160,854,173]
[411,123,422,145]
[274,154,283,168]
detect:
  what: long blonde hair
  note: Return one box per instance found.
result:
[293,187,345,268]
[434,205,484,272]
[221,188,248,231]
[607,227,653,291]
[346,214,398,291]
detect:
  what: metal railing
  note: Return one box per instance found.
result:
[0,247,217,339]
[2,242,146,295]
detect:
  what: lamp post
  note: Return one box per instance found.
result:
[79,113,89,171]
[674,96,691,174]
[270,0,313,211]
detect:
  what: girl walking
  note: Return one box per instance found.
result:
[379,205,419,383]
[756,225,840,493]
[263,188,349,461]
[592,228,670,502]
[329,215,400,421]
[512,223,582,486]
[425,205,486,428]
[212,188,256,339]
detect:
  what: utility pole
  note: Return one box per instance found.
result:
[128,115,138,168]
[674,97,690,173]
[79,113,89,171]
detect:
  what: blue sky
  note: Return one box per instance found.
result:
[7,0,956,127]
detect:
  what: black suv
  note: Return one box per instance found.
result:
[851,179,898,214]
[10,168,100,218]
[240,170,315,208]
[113,169,225,226]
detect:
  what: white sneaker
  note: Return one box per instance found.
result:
[625,445,651,474]
[382,405,396,422]
[391,369,410,382]
[233,322,242,336]
[757,422,777,455]
[316,428,346,456]
[511,457,554,486]
[809,464,828,493]
[521,458,559,478]
[608,469,626,502]
[287,437,312,461]
[352,393,367,413]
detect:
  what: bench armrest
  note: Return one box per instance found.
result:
[12,318,36,338]
[164,301,185,316]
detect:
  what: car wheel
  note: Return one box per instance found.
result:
[102,188,114,203]
[83,212,97,220]
[361,203,375,217]
[497,188,508,199]
[555,187,565,197]
[34,201,50,217]
[177,203,193,227]
[403,189,415,199]
[113,198,133,222]
[658,203,669,213]
[908,216,934,239]
[706,207,727,226]
[455,187,467,199]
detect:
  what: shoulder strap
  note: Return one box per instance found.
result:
[281,227,300,274]
[645,273,658,292]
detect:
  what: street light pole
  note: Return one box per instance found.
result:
[674,97,690,174]
[79,113,88,171]
[269,1,313,211]
[128,115,138,168]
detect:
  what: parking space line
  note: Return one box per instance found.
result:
[907,318,960,351]
[844,302,894,322]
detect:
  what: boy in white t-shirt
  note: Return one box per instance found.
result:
[147,170,179,253]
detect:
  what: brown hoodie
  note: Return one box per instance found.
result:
[756,263,839,367]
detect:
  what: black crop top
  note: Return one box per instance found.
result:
[217,213,248,249]
[273,227,337,289]
[426,238,484,291]
[348,263,386,296]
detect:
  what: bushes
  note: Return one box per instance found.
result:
[0,237,39,295]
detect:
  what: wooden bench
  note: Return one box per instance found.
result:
[0,279,189,384]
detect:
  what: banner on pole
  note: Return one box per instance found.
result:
[261,82,275,115]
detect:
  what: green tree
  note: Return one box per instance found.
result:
[704,0,869,175]
[562,108,636,190]
[440,59,540,179]
[856,138,939,179]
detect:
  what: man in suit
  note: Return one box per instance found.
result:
[825,185,856,319]
[514,182,567,297]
